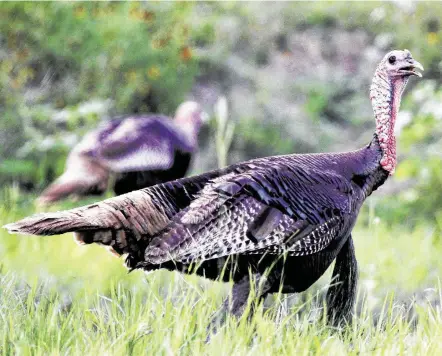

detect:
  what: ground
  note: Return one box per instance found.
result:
[0,191,441,355]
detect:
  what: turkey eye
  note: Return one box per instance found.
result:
[388,55,396,64]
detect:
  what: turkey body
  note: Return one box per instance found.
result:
[38,113,199,203]
[8,135,387,325]
[130,136,386,319]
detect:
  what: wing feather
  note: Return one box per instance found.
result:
[145,165,355,264]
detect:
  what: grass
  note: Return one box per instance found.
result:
[0,189,442,355]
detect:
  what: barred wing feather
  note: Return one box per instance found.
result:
[146,165,355,264]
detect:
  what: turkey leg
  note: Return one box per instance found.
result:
[325,235,358,326]
[207,271,272,335]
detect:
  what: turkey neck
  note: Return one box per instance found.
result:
[175,121,200,150]
[370,64,409,174]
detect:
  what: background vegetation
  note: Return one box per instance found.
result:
[0,2,197,187]
[0,2,441,354]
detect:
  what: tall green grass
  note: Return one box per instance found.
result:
[1,190,442,354]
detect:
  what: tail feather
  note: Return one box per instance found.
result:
[3,169,225,264]
[3,189,169,238]
[4,211,93,236]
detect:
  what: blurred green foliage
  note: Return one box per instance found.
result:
[0,2,198,186]
[288,2,441,72]
[380,82,442,225]
[237,117,295,157]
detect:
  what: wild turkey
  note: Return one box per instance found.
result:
[37,101,207,204]
[5,50,423,327]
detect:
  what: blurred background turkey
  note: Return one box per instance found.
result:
[1,2,442,353]
[37,101,208,204]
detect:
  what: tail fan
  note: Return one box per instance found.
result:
[4,169,228,260]
[4,189,169,238]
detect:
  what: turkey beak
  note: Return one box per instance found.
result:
[399,59,424,77]
[410,60,424,77]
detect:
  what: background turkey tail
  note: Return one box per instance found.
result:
[37,150,112,205]
[37,179,102,205]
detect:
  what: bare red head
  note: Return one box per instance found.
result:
[370,49,423,173]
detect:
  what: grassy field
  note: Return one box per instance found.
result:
[1,189,442,355]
